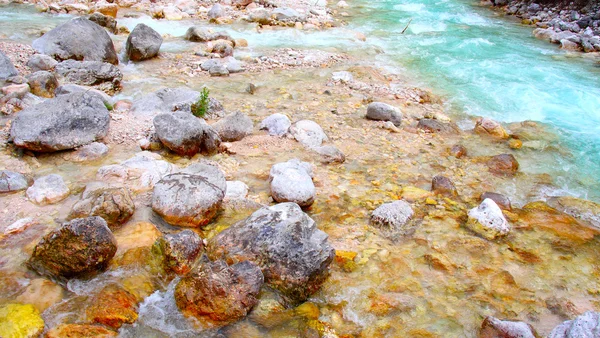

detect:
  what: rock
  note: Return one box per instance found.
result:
[533,27,555,41]
[480,316,539,338]
[212,111,253,142]
[560,39,580,51]
[269,159,316,207]
[87,285,138,329]
[1,83,29,99]
[450,144,468,158]
[332,71,353,83]
[15,278,64,313]
[225,181,249,200]
[152,168,226,227]
[55,84,113,107]
[32,18,118,65]
[88,12,117,34]
[290,120,328,148]
[273,7,306,22]
[55,60,122,92]
[248,9,272,25]
[68,185,135,230]
[547,196,600,229]
[486,154,519,175]
[131,87,208,115]
[28,217,117,280]
[222,56,245,73]
[96,152,173,192]
[185,26,212,42]
[175,259,263,325]
[208,3,223,19]
[46,324,117,338]
[0,50,18,79]
[64,142,109,162]
[371,200,415,240]
[26,54,58,71]
[208,203,334,302]
[314,145,346,164]
[548,311,600,338]
[153,111,221,156]
[26,174,69,205]
[209,64,230,77]
[0,170,29,193]
[234,0,254,7]
[10,92,109,152]
[466,198,510,240]
[27,71,58,98]
[417,118,458,134]
[0,303,45,338]
[94,2,118,18]
[474,117,509,139]
[432,175,457,197]
[518,202,598,243]
[126,24,163,61]
[200,59,220,71]
[260,113,291,136]
[152,230,204,275]
[481,192,512,211]
[163,5,184,20]
[366,102,403,127]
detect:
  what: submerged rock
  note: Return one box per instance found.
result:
[466,198,510,240]
[0,303,45,338]
[152,166,226,227]
[547,196,600,230]
[431,175,458,197]
[32,18,118,65]
[366,102,403,127]
[479,316,539,338]
[260,113,291,136]
[314,145,346,164]
[474,117,509,139]
[68,184,135,230]
[290,119,328,149]
[225,181,249,200]
[10,92,109,152]
[97,152,173,192]
[487,154,519,175]
[46,324,117,338]
[371,200,415,240]
[0,50,18,79]
[0,170,29,193]
[28,217,117,281]
[450,144,468,158]
[27,71,58,98]
[175,259,263,325]
[212,111,253,142]
[548,311,600,338]
[126,23,163,61]
[26,174,69,205]
[153,112,221,156]
[64,142,109,162]
[417,118,458,134]
[152,230,204,275]
[87,285,138,329]
[269,159,316,207]
[481,192,512,211]
[208,203,335,303]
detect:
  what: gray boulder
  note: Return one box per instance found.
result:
[212,111,253,142]
[209,64,230,77]
[314,145,345,164]
[32,17,118,65]
[273,8,306,22]
[55,84,112,107]
[152,165,226,227]
[0,50,18,79]
[88,12,117,34]
[153,111,221,156]
[289,120,328,149]
[269,159,315,207]
[0,170,29,193]
[27,71,58,98]
[185,26,212,42]
[208,3,224,19]
[371,200,415,240]
[55,60,122,91]
[152,230,204,275]
[225,181,249,200]
[548,311,600,338]
[68,184,135,230]
[26,54,58,72]
[248,9,272,25]
[26,174,70,205]
[10,92,109,152]
[132,87,212,115]
[366,102,403,127]
[200,59,220,71]
[260,113,290,136]
[208,202,335,303]
[222,56,245,73]
[126,23,163,61]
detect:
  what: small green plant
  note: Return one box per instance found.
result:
[192,87,210,118]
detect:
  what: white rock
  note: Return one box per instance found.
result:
[26,174,70,205]
[4,218,35,235]
[225,180,249,200]
[548,311,600,338]
[332,71,353,83]
[466,198,510,240]
[289,120,328,149]
[269,159,315,207]
[260,113,291,136]
[371,200,414,239]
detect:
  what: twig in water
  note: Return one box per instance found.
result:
[401,19,413,34]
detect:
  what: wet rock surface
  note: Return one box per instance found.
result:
[466,198,510,240]
[431,175,458,197]
[269,159,316,207]
[68,184,135,230]
[487,153,519,175]
[26,174,69,205]
[86,285,138,329]
[152,230,204,275]
[371,200,415,240]
[153,112,221,156]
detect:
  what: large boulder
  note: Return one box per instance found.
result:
[289,120,328,149]
[10,92,109,152]
[27,217,117,281]
[0,50,18,79]
[366,102,403,127]
[175,259,263,325]
[55,60,122,93]
[152,165,226,227]
[26,174,70,205]
[269,159,316,207]
[466,198,510,240]
[208,203,335,303]
[212,111,253,142]
[126,23,163,61]
[32,18,118,65]
[153,112,221,156]
[480,316,539,338]
[260,113,291,137]
[152,230,204,275]
[371,200,415,240]
[548,311,600,338]
[27,71,59,98]
[68,184,135,230]
[0,170,29,193]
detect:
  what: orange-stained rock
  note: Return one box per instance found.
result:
[474,118,509,139]
[86,285,138,329]
[479,316,539,338]
[486,154,519,176]
[518,202,599,242]
[45,324,117,338]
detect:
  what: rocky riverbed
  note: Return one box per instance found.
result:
[1,0,600,337]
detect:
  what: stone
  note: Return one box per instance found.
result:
[0,170,29,193]
[260,113,291,136]
[273,7,306,22]
[290,120,328,149]
[466,198,510,240]
[1,83,29,99]
[0,304,44,338]
[55,84,112,107]
[269,159,316,207]
[86,285,138,329]
[208,3,224,19]
[94,2,118,18]
[208,203,334,303]
[431,175,457,197]
[152,167,226,227]
[200,59,220,71]
[153,111,221,156]
[26,174,69,205]
[131,87,210,115]
[480,316,539,338]
[96,152,173,192]
[26,54,58,71]
[185,26,212,42]
[15,278,64,313]
[547,196,600,229]
[175,259,263,325]
[46,324,117,338]
[225,181,249,200]
[126,24,163,61]
[88,12,117,34]
[55,60,122,92]
[366,102,403,127]
[248,9,272,25]
[314,145,346,164]
[10,92,109,152]
[371,200,415,240]
[332,71,353,83]
[64,142,109,162]
[548,311,600,338]
[481,192,512,211]
[560,39,580,51]
[27,217,117,281]
[32,18,118,65]
[222,56,245,73]
[27,71,58,98]
[487,154,519,175]
[212,111,253,142]
[417,118,458,134]
[68,185,135,230]
[474,117,509,139]
[518,202,598,243]
[152,230,204,275]
[209,64,230,77]
[450,144,467,158]
[163,6,184,20]
[0,50,18,79]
